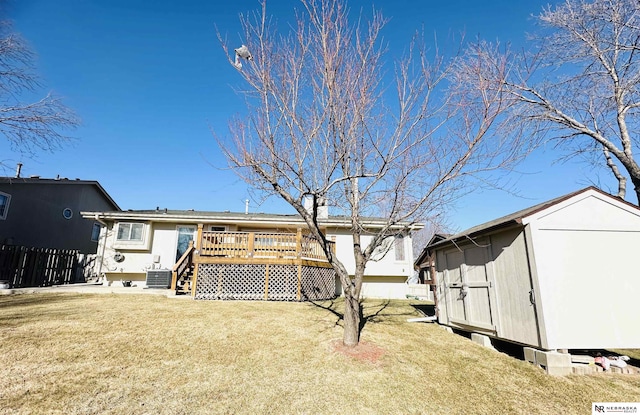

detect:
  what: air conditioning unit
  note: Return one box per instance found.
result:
[145,269,172,289]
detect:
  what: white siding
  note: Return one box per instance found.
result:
[329,231,414,277]
[100,222,177,283]
[361,276,408,299]
[329,230,414,299]
[526,191,640,349]
[96,222,414,298]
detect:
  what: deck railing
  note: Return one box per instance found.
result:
[171,240,195,292]
[198,230,333,261]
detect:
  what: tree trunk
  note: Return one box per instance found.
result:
[633,178,640,207]
[343,290,361,346]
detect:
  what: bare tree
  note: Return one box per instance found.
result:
[0,20,78,159]
[217,0,523,346]
[486,0,640,202]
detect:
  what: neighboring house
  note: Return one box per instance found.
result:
[81,208,421,300]
[426,187,640,350]
[0,176,120,253]
[411,233,449,303]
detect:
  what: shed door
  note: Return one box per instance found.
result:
[443,246,495,332]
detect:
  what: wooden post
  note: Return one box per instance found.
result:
[248,232,255,257]
[295,228,302,258]
[191,264,199,298]
[192,227,203,298]
[170,270,178,291]
[196,224,203,251]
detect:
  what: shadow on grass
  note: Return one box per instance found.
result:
[411,303,436,317]
[0,293,88,324]
[309,298,420,335]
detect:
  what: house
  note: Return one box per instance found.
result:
[0,175,120,253]
[81,208,420,300]
[426,187,640,351]
[411,233,449,303]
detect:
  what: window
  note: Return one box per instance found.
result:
[0,192,10,220]
[210,226,226,232]
[116,223,145,241]
[394,234,406,261]
[62,208,73,220]
[91,223,102,242]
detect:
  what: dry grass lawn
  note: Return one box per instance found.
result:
[0,293,639,414]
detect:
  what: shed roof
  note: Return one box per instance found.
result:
[426,186,633,250]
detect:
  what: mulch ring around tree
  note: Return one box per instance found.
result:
[330,339,385,364]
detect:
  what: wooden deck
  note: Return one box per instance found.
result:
[171,227,335,299]
[199,230,332,263]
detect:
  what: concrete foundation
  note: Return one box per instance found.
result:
[471,333,496,350]
[533,350,572,376]
[524,347,537,365]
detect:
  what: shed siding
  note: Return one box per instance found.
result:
[464,245,493,328]
[532,229,640,349]
[532,194,640,231]
[436,244,496,332]
[430,189,640,350]
[527,192,640,349]
[489,228,540,347]
[442,250,466,323]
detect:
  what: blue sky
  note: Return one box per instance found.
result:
[4,0,625,232]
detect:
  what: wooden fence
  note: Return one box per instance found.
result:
[0,245,95,288]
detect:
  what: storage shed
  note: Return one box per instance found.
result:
[427,187,640,350]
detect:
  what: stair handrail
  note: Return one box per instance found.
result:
[171,240,195,292]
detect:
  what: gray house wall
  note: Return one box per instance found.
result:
[0,178,119,253]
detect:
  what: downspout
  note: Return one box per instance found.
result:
[94,214,108,279]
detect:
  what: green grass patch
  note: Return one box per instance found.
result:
[0,293,638,414]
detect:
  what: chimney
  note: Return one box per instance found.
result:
[303,195,328,219]
[15,163,22,178]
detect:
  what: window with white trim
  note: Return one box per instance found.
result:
[0,192,10,220]
[91,223,101,242]
[116,223,145,241]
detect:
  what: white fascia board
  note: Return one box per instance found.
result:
[82,211,423,231]
[520,188,640,227]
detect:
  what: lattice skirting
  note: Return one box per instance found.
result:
[194,263,336,301]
